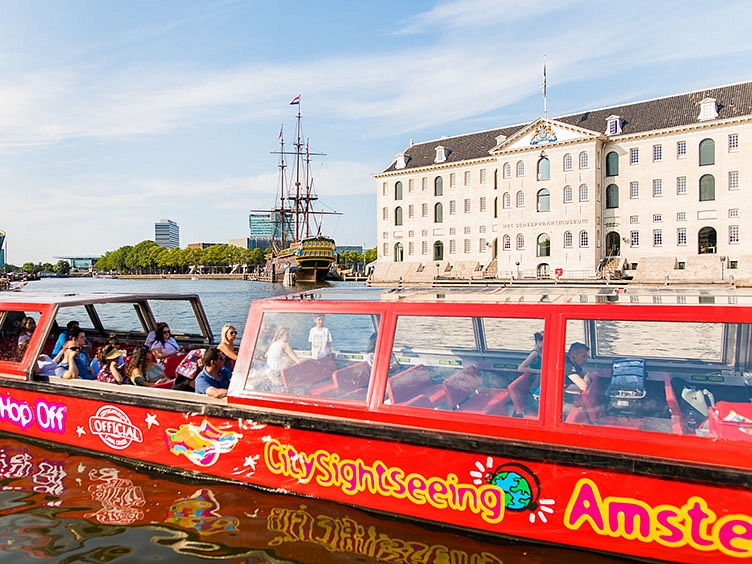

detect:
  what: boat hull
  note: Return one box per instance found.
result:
[266,236,336,282]
[0,382,749,564]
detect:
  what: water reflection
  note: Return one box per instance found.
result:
[0,435,633,563]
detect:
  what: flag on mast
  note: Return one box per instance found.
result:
[289,95,301,105]
[541,60,548,118]
[278,124,283,140]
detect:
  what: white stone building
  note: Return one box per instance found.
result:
[373,82,752,284]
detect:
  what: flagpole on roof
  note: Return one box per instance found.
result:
[542,57,547,119]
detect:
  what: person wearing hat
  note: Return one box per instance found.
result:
[96,344,126,384]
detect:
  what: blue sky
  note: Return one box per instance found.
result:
[1,0,751,264]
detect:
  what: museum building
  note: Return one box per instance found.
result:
[373,81,752,284]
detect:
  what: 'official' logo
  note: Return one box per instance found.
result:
[89,406,143,450]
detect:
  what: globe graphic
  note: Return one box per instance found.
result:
[490,469,533,511]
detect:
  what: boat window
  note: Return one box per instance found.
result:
[148,301,203,339]
[232,312,380,402]
[0,309,42,363]
[386,315,544,419]
[561,318,752,442]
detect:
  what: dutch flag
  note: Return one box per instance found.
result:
[289,95,301,105]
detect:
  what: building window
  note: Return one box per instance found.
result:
[422,203,428,217]
[493,197,498,218]
[503,192,511,209]
[395,206,403,226]
[629,148,639,165]
[699,138,715,166]
[516,161,525,177]
[563,154,573,171]
[630,215,639,224]
[677,212,686,221]
[677,228,687,246]
[434,203,443,223]
[421,241,428,255]
[406,204,413,218]
[383,242,389,256]
[606,184,619,209]
[516,233,525,250]
[729,171,739,191]
[579,231,589,248]
[434,176,443,196]
[503,235,511,250]
[729,133,739,152]
[730,225,740,244]
[503,163,511,179]
[579,152,589,169]
[433,241,443,261]
[563,185,573,203]
[494,169,498,189]
[676,176,687,195]
[653,214,662,222]
[408,179,414,192]
[537,233,551,257]
[653,229,663,247]
[564,231,573,248]
[579,184,589,202]
[464,239,471,253]
[677,141,687,158]
[422,177,428,191]
[729,208,739,218]
[449,200,456,215]
[479,238,487,252]
[630,181,639,199]
[480,197,487,212]
[653,179,663,197]
[653,144,662,162]
[382,207,388,221]
[449,173,456,188]
[395,181,403,200]
[606,152,619,176]
[537,189,550,212]
[464,199,471,213]
[480,169,487,184]
[700,174,715,201]
[408,241,414,255]
[394,243,404,262]
[630,231,639,247]
[516,191,525,207]
[382,182,388,196]
[537,157,550,180]
[464,171,471,186]
[449,240,456,254]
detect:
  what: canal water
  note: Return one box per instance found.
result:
[2,277,634,563]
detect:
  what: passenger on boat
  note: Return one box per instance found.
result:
[127,345,166,386]
[515,331,544,416]
[217,324,238,370]
[254,323,276,364]
[96,344,126,384]
[150,322,182,363]
[266,327,301,372]
[90,334,126,375]
[562,342,592,417]
[308,314,332,359]
[195,348,232,399]
[52,320,79,356]
[53,328,93,379]
[16,316,36,347]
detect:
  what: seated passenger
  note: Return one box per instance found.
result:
[127,345,166,386]
[35,354,58,377]
[266,327,300,372]
[195,348,232,399]
[52,320,79,356]
[308,314,332,359]
[565,342,592,394]
[17,316,36,347]
[150,322,182,363]
[515,331,544,416]
[96,344,126,384]
[53,328,94,380]
[217,324,238,370]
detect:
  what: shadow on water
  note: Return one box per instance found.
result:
[0,435,636,564]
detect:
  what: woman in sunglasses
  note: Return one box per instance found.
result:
[217,324,238,371]
[150,322,181,363]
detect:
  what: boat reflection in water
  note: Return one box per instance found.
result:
[0,435,629,564]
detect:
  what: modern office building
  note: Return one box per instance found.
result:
[373,81,752,284]
[155,219,179,250]
[248,212,293,250]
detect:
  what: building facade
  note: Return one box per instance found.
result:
[155,219,180,250]
[373,82,752,284]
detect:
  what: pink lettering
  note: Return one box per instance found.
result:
[717,518,752,555]
[608,501,651,538]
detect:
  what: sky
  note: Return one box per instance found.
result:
[1,0,751,264]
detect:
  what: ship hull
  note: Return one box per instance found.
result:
[266,236,336,283]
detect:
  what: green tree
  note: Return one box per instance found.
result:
[53,260,71,275]
[363,247,377,263]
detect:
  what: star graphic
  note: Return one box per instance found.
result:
[243,455,258,470]
[76,426,86,438]
[145,413,159,429]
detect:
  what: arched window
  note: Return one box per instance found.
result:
[579,231,589,248]
[699,138,715,166]
[394,243,404,262]
[434,176,443,196]
[503,234,511,250]
[395,181,403,200]
[564,231,573,248]
[606,184,619,208]
[434,202,443,223]
[394,206,403,226]
[493,197,498,218]
[563,185,573,203]
[698,226,717,254]
[494,168,498,190]
[579,152,589,169]
[606,152,619,176]
[563,154,573,171]
[516,233,525,250]
[516,161,525,177]
[579,184,589,202]
[699,174,715,201]
[433,241,444,261]
[537,157,550,180]
[537,233,551,257]
[502,192,511,209]
[537,188,550,212]
[516,191,525,207]
[503,163,511,179]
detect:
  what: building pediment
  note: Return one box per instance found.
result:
[490,118,600,154]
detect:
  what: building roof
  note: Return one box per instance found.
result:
[380,81,752,174]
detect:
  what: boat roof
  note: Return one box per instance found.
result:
[0,292,202,307]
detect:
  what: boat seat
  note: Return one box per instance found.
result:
[508,372,536,417]
[152,378,176,389]
[316,360,371,400]
[664,376,688,435]
[442,365,509,415]
[163,353,187,379]
[386,364,444,407]
[280,355,337,395]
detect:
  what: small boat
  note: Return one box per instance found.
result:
[0,286,751,564]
